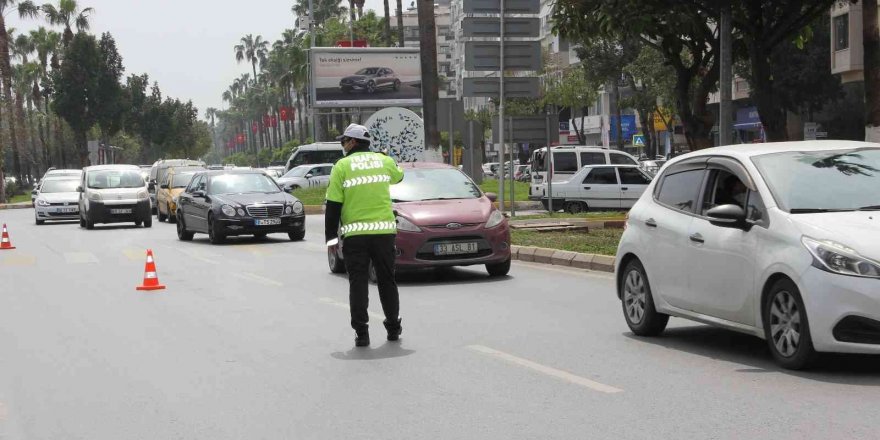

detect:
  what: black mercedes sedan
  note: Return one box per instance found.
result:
[175,169,306,244]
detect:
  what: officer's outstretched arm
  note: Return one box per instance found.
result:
[325,165,345,242]
[387,157,404,184]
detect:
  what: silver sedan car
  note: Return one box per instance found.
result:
[34,177,81,225]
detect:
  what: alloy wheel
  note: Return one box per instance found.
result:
[623,269,647,324]
[769,290,801,357]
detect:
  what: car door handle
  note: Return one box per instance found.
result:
[645,218,657,228]
[621,187,629,191]
[582,186,591,190]
[689,233,705,244]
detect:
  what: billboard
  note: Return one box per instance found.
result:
[311,47,422,108]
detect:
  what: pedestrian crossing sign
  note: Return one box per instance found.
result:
[633,134,646,147]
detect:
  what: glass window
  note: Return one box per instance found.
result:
[318,150,343,164]
[610,153,638,165]
[553,152,578,172]
[39,179,79,193]
[657,169,705,213]
[618,167,652,185]
[390,168,481,202]
[752,148,880,212]
[209,173,280,195]
[87,170,145,189]
[834,14,849,51]
[283,166,310,178]
[702,170,748,214]
[580,152,605,166]
[172,172,196,188]
[583,168,618,185]
[746,190,767,224]
[186,175,203,193]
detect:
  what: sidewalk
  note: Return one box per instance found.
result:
[0,202,31,210]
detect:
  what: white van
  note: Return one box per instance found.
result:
[78,165,152,229]
[528,146,639,200]
[284,142,345,172]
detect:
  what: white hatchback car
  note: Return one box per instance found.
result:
[616,140,880,369]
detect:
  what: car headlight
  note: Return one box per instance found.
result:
[285,205,293,215]
[802,236,880,278]
[292,201,304,215]
[221,204,237,216]
[37,199,50,206]
[236,208,245,216]
[137,190,148,200]
[396,215,422,232]
[485,210,505,228]
[88,192,102,201]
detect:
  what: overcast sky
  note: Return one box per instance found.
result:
[8,0,385,120]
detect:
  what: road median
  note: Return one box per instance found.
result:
[512,245,616,273]
[0,202,32,210]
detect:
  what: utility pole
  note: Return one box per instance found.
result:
[497,0,505,212]
[309,0,318,142]
[417,0,441,160]
[719,5,732,146]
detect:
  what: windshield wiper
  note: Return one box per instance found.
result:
[858,205,880,211]
[790,208,856,214]
[418,197,468,202]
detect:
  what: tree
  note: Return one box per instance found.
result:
[553,0,720,150]
[396,0,403,46]
[205,107,217,150]
[622,45,678,156]
[53,32,101,166]
[382,0,392,45]
[30,27,61,165]
[292,0,346,30]
[543,65,598,144]
[234,34,268,83]
[94,32,125,144]
[863,0,880,141]
[41,0,93,47]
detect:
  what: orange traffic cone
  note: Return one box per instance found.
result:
[0,224,15,250]
[136,249,166,291]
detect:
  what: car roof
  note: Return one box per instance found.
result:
[671,140,879,163]
[41,175,80,181]
[296,142,343,150]
[45,169,81,174]
[84,164,140,172]
[196,169,270,177]
[399,162,458,170]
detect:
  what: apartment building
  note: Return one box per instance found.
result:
[830,1,867,83]
[391,3,456,98]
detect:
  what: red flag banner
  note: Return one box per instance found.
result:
[270,116,278,128]
[263,115,271,127]
[237,133,245,143]
[252,122,258,133]
[280,107,289,121]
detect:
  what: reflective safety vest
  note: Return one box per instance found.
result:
[326,151,404,237]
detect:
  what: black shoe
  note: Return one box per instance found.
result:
[384,318,402,341]
[355,331,370,347]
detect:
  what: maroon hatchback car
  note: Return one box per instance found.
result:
[328,162,512,278]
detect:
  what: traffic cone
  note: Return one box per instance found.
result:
[0,224,15,250]
[136,249,166,291]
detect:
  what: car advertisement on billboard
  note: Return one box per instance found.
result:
[311,47,422,108]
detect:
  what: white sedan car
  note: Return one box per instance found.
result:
[276,163,334,191]
[542,164,652,213]
[616,140,880,369]
[34,177,81,224]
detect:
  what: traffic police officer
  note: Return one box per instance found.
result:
[325,124,405,347]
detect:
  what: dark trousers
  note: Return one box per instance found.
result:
[342,234,400,333]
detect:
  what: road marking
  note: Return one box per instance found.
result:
[63,252,99,264]
[1,255,35,266]
[236,245,272,256]
[232,272,284,287]
[466,345,623,394]
[176,247,219,265]
[318,297,385,320]
[123,248,145,261]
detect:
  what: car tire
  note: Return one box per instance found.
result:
[177,214,194,241]
[35,217,45,225]
[620,259,669,336]
[157,207,167,222]
[328,247,346,274]
[208,214,225,244]
[341,87,351,94]
[254,232,268,240]
[288,229,305,241]
[486,258,511,277]
[763,278,817,370]
[367,81,376,93]
[168,205,177,223]
[135,220,143,227]
[143,215,152,228]
[85,212,95,230]
[79,214,86,228]
[564,201,587,214]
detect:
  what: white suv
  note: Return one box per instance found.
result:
[616,140,880,369]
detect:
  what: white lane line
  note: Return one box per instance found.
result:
[63,252,99,264]
[176,248,219,265]
[0,255,36,266]
[466,345,623,394]
[318,297,385,320]
[122,248,145,261]
[232,272,284,287]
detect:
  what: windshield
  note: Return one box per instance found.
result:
[209,173,280,195]
[39,179,80,193]
[752,148,880,212]
[390,168,482,202]
[171,173,196,188]
[282,166,310,179]
[355,68,379,75]
[87,170,145,189]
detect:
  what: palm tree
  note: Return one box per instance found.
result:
[11,34,43,174]
[395,0,403,46]
[205,107,217,151]
[29,27,60,165]
[292,0,347,32]
[0,0,40,189]
[41,0,93,47]
[234,34,268,84]
[382,0,392,46]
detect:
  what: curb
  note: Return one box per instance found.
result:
[511,244,615,273]
[0,203,32,210]
[510,219,625,230]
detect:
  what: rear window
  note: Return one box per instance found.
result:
[610,153,637,165]
[656,169,705,213]
[554,152,578,172]
[580,152,606,166]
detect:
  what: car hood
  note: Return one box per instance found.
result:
[212,192,296,207]
[394,197,492,226]
[791,211,880,260]
[276,177,305,186]
[342,75,371,81]
[38,192,79,203]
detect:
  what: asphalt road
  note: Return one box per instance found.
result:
[1,208,879,439]
[316,83,421,102]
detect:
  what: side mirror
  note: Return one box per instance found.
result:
[192,190,206,198]
[76,186,83,193]
[160,184,169,189]
[706,204,747,228]
[485,192,498,203]
[305,174,314,179]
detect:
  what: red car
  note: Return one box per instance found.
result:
[328,162,512,278]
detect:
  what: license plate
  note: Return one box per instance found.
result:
[61,207,77,213]
[110,208,132,214]
[434,242,478,256]
[255,218,281,226]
